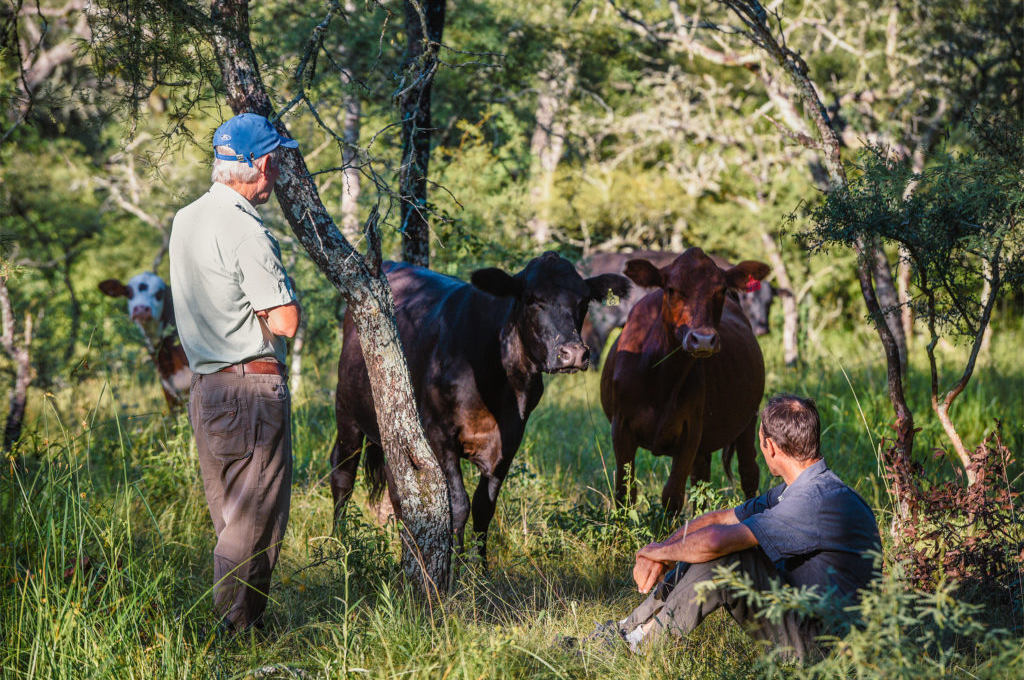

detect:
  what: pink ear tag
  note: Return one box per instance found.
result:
[745,275,761,293]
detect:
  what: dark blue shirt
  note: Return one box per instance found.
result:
[734,459,881,597]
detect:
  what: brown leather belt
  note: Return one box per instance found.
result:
[218,360,286,376]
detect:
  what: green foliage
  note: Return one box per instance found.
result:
[761,565,1024,678]
[805,110,1024,338]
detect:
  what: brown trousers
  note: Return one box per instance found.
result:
[619,548,824,660]
[189,371,292,631]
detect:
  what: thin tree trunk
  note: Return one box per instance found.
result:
[760,231,799,367]
[339,94,363,242]
[872,242,907,373]
[211,0,451,596]
[527,51,575,246]
[61,265,80,365]
[719,0,915,463]
[898,255,913,341]
[0,277,33,451]
[338,0,362,242]
[398,0,446,268]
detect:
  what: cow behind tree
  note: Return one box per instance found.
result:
[578,250,774,366]
[601,248,770,511]
[99,272,192,410]
[331,252,630,560]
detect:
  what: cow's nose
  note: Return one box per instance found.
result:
[683,330,719,356]
[131,306,153,322]
[556,342,590,370]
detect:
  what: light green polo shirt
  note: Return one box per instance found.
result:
[169,182,296,374]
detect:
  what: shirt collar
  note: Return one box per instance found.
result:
[210,181,261,221]
[779,458,827,501]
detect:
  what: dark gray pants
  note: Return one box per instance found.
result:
[619,549,822,660]
[189,371,292,631]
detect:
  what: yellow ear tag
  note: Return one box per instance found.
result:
[605,290,620,306]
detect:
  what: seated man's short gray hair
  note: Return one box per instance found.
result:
[212,146,277,184]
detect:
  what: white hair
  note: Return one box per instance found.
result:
[211,146,277,184]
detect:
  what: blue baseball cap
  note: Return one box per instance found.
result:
[213,113,298,166]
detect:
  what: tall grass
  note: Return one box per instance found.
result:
[2,326,1022,678]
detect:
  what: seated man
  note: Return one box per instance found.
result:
[619,394,881,659]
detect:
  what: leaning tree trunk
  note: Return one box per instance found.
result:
[527,50,575,246]
[720,0,915,462]
[398,0,446,268]
[211,0,451,597]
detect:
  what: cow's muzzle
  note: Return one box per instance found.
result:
[550,342,590,373]
[131,306,153,322]
[683,330,720,358]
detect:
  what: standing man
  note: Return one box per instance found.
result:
[615,394,881,659]
[169,112,301,632]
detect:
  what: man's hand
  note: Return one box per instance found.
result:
[634,546,671,594]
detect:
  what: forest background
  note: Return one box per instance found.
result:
[1,0,1023,677]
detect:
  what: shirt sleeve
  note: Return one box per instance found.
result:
[734,483,785,522]
[234,231,296,312]
[741,489,822,563]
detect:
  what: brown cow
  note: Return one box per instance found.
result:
[577,249,774,367]
[600,248,769,511]
[331,252,630,559]
[99,272,192,410]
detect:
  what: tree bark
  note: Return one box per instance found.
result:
[398,0,446,268]
[210,0,451,596]
[527,50,575,246]
[0,277,33,452]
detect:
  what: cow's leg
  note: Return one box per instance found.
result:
[443,453,471,555]
[612,419,639,506]
[330,415,364,530]
[735,418,761,499]
[661,424,701,515]
[691,448,712,484]
[470,457,512,565]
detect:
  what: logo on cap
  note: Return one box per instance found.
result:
[219,134,231,141]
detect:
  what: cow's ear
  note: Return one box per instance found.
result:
[724,261,771,291]
[623,259,664,288]
[471,268,522,298]
[586,273,632,303]
[98,279,129,298]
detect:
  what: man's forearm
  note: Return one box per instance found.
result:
[663,507,739,545]
[641,522,758,565]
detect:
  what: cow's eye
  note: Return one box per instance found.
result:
[126,287,134,297]
[138,283,147,292]
[154,289,164,301]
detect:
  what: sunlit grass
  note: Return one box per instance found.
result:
[2,325,1022,677]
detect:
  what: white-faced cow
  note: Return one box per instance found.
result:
[600,248,770,512]
[99,272,191,410]
[578,249,774,366]
[330,252,630,560]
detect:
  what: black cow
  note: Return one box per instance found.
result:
[330,252,630,559]
[578,250,774,365]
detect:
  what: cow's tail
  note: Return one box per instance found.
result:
[722,442,736,484]
[365,443,387,503]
